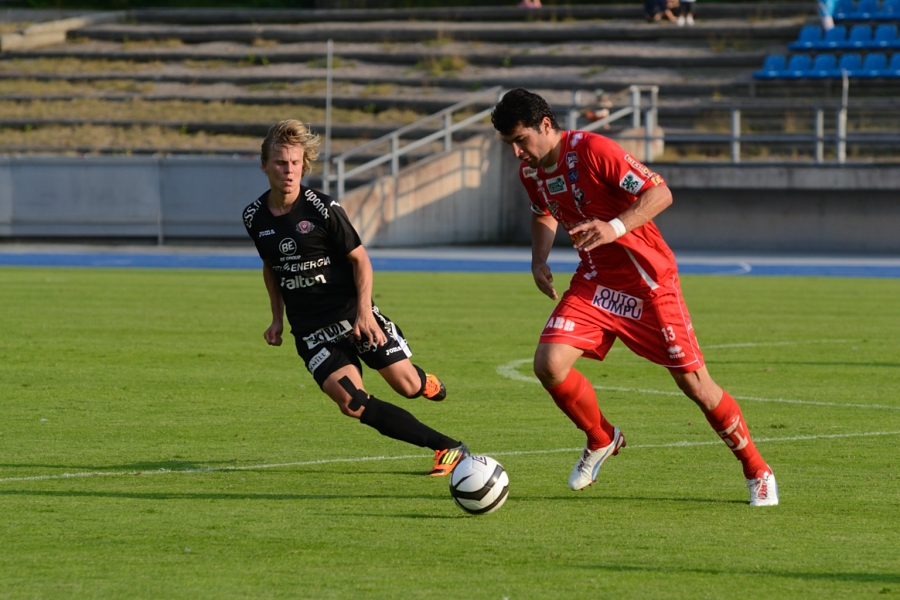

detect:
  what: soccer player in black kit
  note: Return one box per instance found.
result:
[243,120,468,476]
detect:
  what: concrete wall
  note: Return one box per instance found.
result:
[1,146,898,253]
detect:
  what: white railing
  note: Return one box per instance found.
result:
[326,86,503,197]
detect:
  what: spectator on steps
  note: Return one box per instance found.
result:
[819,0,838,31]
[519,0,542,7]
[677,0,696,26]
[645,0,678,23]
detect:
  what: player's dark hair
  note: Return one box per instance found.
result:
[491,88,560,136]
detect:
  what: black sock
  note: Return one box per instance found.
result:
[360,395,458,450]
[408,365,428,398]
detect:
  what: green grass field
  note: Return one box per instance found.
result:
[1,267,898,599]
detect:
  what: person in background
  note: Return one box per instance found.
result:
[819,0,838,30]
[677,0,696,26]
[645,0,677,23]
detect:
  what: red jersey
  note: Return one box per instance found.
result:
[520,130,678,297]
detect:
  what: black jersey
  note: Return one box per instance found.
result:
[242,186,363,334]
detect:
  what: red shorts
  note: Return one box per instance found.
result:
[540,275,705,374]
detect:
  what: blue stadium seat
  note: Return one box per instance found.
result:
[877,0,900,19]
[808,53,838,77]
[838,53,864,75]
[888,53,900,75]
[834,0,856,19]
[790,25,823,49]
[753,54,787,79]
[859,52,888,76]
[784,54,813,78]
[852,0,880,18]
[824,25,848,48]
[848,25,872,47]
[873,24,898,47]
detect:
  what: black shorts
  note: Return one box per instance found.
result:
[293,306,412,387]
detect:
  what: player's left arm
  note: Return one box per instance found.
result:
[346,245,388,347]
[569,183,672,253]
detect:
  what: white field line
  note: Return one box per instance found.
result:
[2,430,899,485]
[496,338,900,412]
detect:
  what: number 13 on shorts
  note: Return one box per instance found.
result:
[661,326,676,342]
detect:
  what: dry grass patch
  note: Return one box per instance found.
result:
[0,98,427,127]
[122,38,183,49]
[0,22,31,34]
[0,79,154,95]
[414,56,468,76]
[0,58,165,74]
[0,124,258,152]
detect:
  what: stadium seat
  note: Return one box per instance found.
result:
[783,54,813,78]
[809,53,839,77]
[859,52,888,75]
[879,0,900,18]
[791,25,823,50]
[753,54,787,79]
[888,52,900,74]
[873,24,898,47]
[852,0,880,19]
[823,25,848,48]
[834,0,856,20]
[848,25,872,47]
[837,53,864,75]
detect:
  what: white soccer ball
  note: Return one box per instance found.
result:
[449,455,509,515]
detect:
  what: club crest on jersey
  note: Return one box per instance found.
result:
[279,238,297,255]
[619,171,646,195]
[546,176,567,195]
[624,154,653,179]
[522,166,537,179]
[568,170,579,182]
[572,185,585,205]
[566,151,578,169]
[591,285,644,320]
[296,220,315,234]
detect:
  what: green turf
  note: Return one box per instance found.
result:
[1,267,898,599]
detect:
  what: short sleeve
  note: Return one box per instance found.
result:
[326,201,363,255]
[583,136,665,198]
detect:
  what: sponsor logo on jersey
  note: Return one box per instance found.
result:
[667,345,685,359]
[570,133,584,147]
[385,346,405,355]
[572,184,585,205]
[279,238,297,255]
[546,176,567,195]
[566,151,578,169]
[591,285,644,320]
[530,203,547,216]
[243,200,261,229]
[304,189,329,219]
[303,319,353,349]
[624,154,653,179]
[279,256,332,272]
[650,173,664,186]
[568,170,579,182]
[296,220,315,234]
[522,166,537,178]
[544,316,576,332]
[619,171,646,195]
[308,347,330,373]
[258,229,275,238]
[282,273,326,290]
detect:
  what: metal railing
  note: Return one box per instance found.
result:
[326,86,503,197]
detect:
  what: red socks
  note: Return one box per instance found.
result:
[704,391,768,478]
[545,369,615,450]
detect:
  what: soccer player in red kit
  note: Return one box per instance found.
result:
[491,88,778,506]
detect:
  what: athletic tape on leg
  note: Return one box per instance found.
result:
[338,376,369,411]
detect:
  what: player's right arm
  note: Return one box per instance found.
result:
[531,212,559,301]
[261,259,284,346]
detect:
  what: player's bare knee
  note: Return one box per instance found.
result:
[533,357,567,387]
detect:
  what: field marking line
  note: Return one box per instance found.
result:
[496,354,900,412]
[2,430,899,485]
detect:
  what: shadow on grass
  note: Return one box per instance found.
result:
[0,459,240,471]
[0,489,439,501]
[512,494,746,505]
[579,563,900,584]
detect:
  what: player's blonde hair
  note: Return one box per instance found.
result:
[261,120,321,175]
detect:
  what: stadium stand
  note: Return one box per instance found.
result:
[833,0,900,20]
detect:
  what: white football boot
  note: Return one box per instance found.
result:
[568,427,625,491]
[747,469,779,506]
